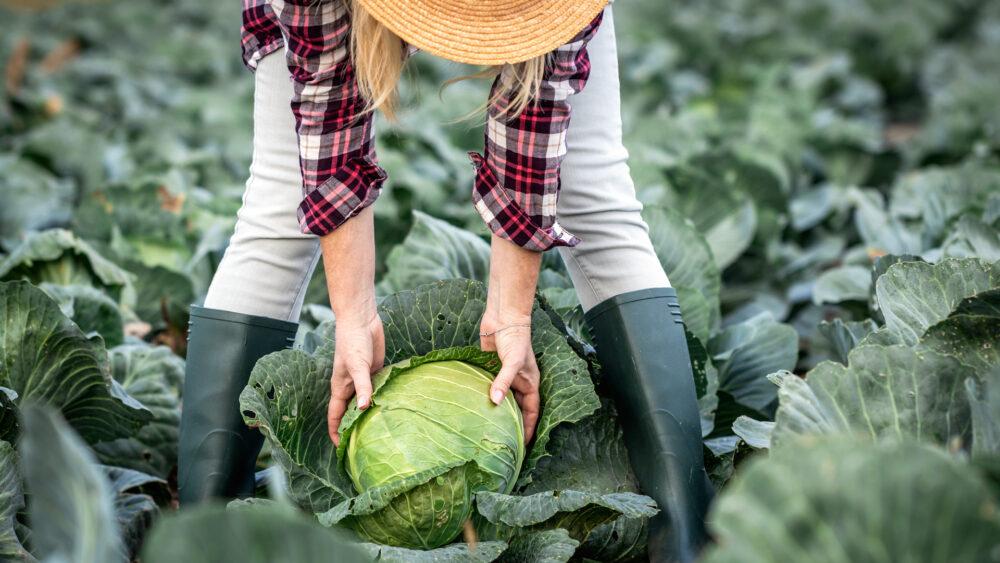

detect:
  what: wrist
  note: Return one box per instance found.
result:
[482,305,532,326]
[496,311,533,325]
[334,297,378,328]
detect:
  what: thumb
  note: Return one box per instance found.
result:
[349,361,374,409]
[490,363,518,405]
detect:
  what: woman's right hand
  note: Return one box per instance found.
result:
[327,310,385,446]
[317,206,381,446]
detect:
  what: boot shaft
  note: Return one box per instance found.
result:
[585,287,712,562]
[177,306,297,505]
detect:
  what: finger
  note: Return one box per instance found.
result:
[515,389,540,443]
[327,369,355,445]
[490,363,518,405]
[327,397,344,446]
[372,324,386,373]
[512,361,541,443]
[349,360,374,410]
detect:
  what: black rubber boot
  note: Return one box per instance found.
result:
[177,306,297,505]
[585,288,712,563]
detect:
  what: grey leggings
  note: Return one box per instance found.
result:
[204,6,670,321]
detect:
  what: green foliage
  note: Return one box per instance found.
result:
[0,442,29,561]
[1,0,999,558]
[20,405,124,563]
[103,465,168,557]
[704,438,1000,563]
[875,259,1000,345]
[92,344,185,478]
[770,345,976,447]
[39,283,124,347]
[142,502,368,563]
[642,205,722,340]
[0,230,133,302]
[0,281,150,443]
[379,210,491,295]
[241,280,641,555]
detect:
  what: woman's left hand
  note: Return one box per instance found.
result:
[480,312,541,443]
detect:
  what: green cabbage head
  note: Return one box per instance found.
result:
[339,354,525,549]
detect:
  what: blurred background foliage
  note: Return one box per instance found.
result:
[2,0,1000,560]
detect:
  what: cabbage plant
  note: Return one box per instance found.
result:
[239,279,660,560]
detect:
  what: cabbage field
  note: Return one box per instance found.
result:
[1,0,1000,561]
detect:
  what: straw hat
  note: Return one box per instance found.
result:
[357,0,610,66]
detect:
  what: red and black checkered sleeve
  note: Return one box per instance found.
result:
[469,10,604,252]
[267,0,386,237]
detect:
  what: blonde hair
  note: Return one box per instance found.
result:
[349,0,548,121]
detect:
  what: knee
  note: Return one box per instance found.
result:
[223,229,319,270]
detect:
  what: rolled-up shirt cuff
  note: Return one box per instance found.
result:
[468,152,580,252]
[297,156,387,237]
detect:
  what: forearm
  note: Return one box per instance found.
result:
[320,206,377,325]
[485,234,542,324]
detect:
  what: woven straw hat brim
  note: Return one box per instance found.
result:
[357,0,610,66]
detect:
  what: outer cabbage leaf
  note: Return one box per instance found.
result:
[0,281,150,443]
[687,146,790,245]
[319,461,475,549]
[732,416,774,449]
[496,529,578,563]
[920,290,1000,373]
[141,502,367,563]
[688,146,790,212]
[379,210,491,294]
[240,350,354,513]
[93,344,185,477]
[967,370,1000,459]
[812,265,871,305]
[226,497,278,512]
[848,187,923,256]
[942,214,1000,261]
[708,312,798,413]
[0,156,74,240]
[817,319,878,365]
[951,288,1000,317]
[890,165,1000,241]
[642,205,722,331]
[875,258,1000,345]
[675,286,711,344]
[475,490,657,545]
[0,388,19,445]
[124,259,194,332]
[770,345,976,448]
[660,164,758,269]
[103,465,167,559]
[0,229,133,301]
[375,211,578,306]
[20,405,124,563]
[500,405,655,562]
[0,441,30,561]
[703,438,1000,563]
[39,283,124,348]
[359,540,507,563]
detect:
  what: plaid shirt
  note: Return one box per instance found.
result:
[242,0,603,251]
